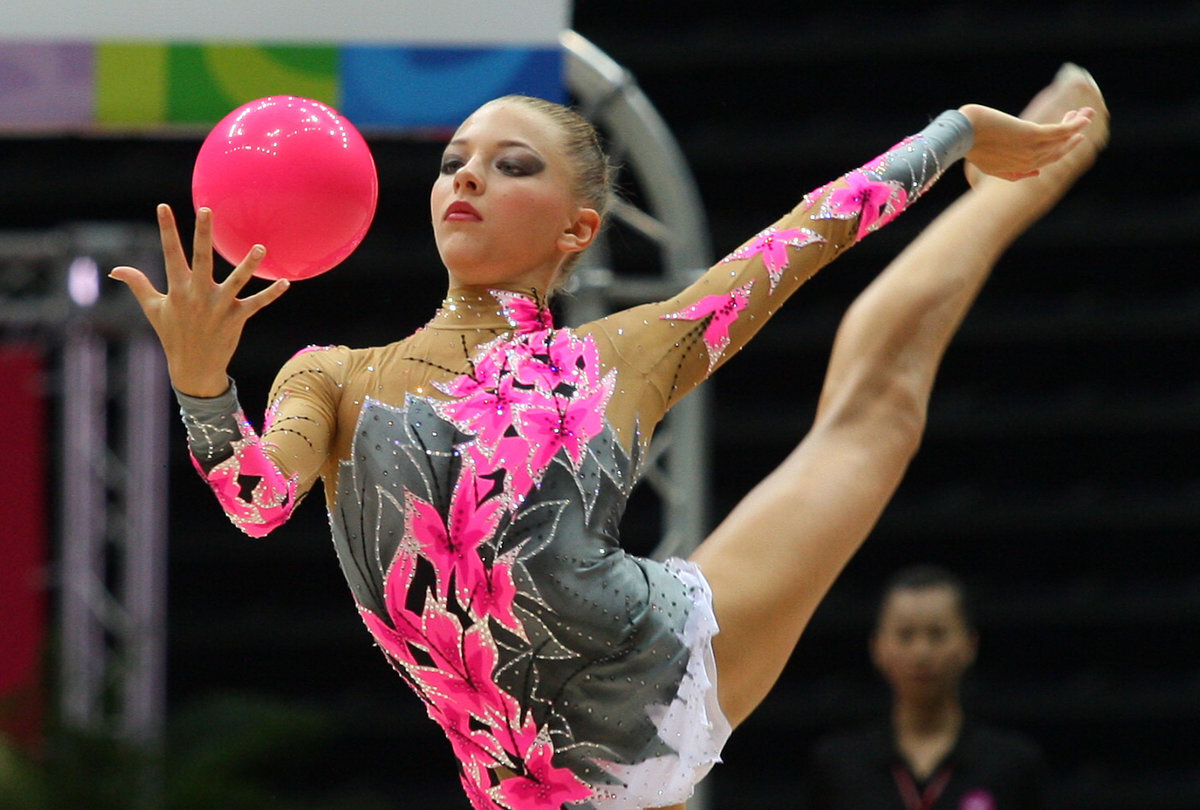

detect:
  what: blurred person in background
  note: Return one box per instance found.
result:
[803,565,1047,810]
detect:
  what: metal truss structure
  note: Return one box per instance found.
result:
[0,224,168,750]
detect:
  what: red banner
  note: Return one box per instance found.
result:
[0,344,48,751]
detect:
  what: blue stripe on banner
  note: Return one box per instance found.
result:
[339,45,564,130]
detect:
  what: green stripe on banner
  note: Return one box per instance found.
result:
[166,44,338,124]
[96,43,338,126]
[96,43,169,125]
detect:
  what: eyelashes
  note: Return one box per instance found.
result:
[439,154,545,177]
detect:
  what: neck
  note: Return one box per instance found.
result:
[892,697,963,781]
[893,696,963,738]
[430,285,552,333]
[443,283,542,302]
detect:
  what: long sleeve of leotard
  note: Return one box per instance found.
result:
[176,345,347,536]
[582,110,973,426]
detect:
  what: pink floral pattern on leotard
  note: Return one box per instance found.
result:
[354,290,617,808]
[660,281,755,374]
[412,454,504,603]
[821,171,909,239]
[719,226,826,293]
[493,287,555,332]
[359,532,591,808]
[192,403,298,538]
[434,310,617,504]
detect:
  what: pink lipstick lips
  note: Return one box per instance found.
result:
[445,201,481,221]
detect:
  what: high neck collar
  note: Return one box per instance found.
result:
[429,287,554,334]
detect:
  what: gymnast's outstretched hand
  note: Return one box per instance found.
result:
[967,63,1109,214]
[110,204,289,398]
[959,85,1099,181]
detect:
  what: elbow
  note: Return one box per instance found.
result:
[219,483,298,538]
[201,446,301,538]
[232,507,293,538]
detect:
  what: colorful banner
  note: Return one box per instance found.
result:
[0,0,569,131]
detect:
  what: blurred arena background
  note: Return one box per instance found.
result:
[1,2,1197,808]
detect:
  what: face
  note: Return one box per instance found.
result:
[430,100,599,291]
[870,585,978,705]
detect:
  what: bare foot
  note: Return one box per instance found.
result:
[1021,63,1110,131]
[965,63,1109,191]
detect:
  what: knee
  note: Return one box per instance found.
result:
[882,383,928,461]
[821,370,928,461]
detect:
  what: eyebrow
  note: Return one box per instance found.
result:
[446,138,539,153]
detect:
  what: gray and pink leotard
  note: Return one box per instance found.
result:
[177,111,972,810]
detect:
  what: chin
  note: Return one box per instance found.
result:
[446,268,513,289]
[440,254,495,285]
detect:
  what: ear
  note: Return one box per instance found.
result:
[868,631,884,671]
[558,207,601,255]
[963,631,979,668]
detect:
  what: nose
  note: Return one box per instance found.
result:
[898,635,931,663]
[453,158,484,195]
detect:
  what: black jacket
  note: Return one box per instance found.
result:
[803,721,1048,810]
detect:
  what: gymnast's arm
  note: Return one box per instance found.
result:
[582,110,975,422]
[175,346,344,536]
[582,103,1089,425]
[109,203,335,536]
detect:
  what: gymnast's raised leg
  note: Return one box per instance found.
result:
[690,65,1109,731]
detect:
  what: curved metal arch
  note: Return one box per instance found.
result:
[561,30,712,282]
[560,33,717,809]
[560,31,714,569]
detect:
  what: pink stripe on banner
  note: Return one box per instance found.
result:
[0,42,93,128]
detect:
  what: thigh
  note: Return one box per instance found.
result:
[690,415,917,727]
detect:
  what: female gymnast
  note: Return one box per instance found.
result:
[112,64,1106,810]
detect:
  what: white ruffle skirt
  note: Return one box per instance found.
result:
[588,558,734,809]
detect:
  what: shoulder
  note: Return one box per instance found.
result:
[280,342,411,371]
[813,722,891,765]
[272,343,359,395]
[962,723,1045,767]
[277,338,431,386]
[277,343,351,375]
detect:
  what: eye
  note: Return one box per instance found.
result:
[440,155,464,175]
[497,160,527,176]
[497,155,544,177]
